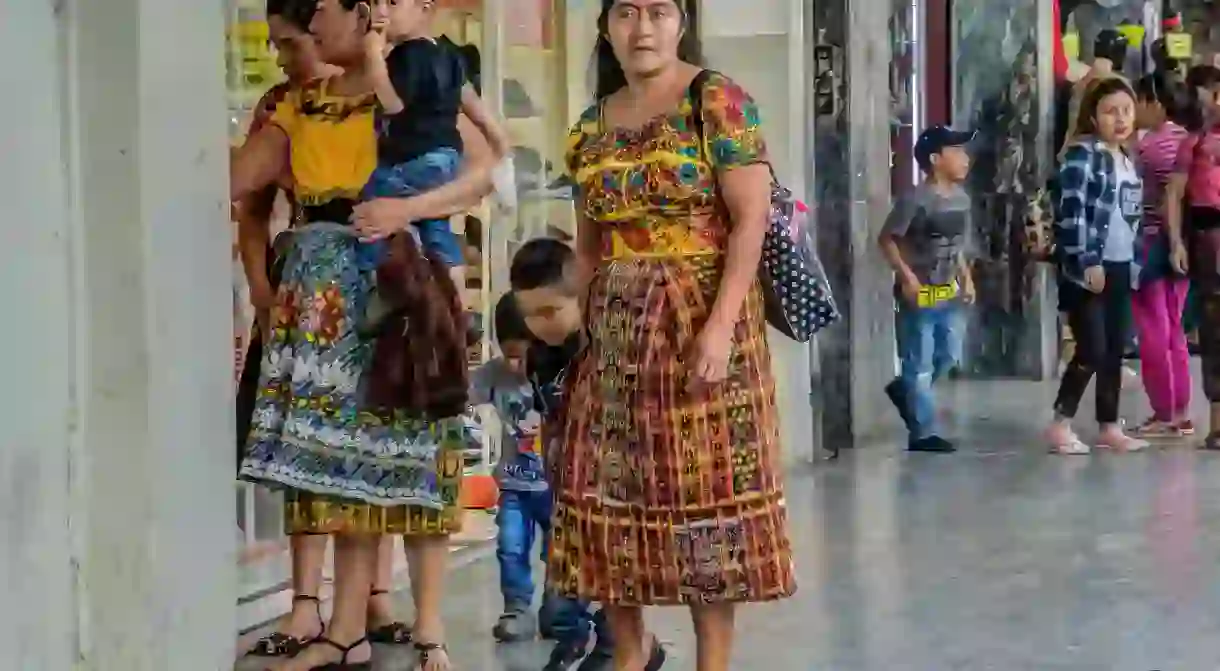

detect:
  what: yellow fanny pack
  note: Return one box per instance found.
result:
[916,282,959,308]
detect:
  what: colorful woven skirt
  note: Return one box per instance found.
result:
[547,253,796,605]
[239,223,464,536]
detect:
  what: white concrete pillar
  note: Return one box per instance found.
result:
[2,0,236,668]
[702,0,817,464]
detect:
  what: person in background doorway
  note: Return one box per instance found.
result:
[879,125,977,453]
[1168,66,1220,450]
[1048,77,1149,456]
[1131,72,1194,438]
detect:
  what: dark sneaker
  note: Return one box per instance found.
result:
[492,610,537,643]
[1200,432,1220,451]
[908,435,956,453]
[643,638,667,671]
[884,379,912,428]
[574,648,612,671]
[543,638,590,671]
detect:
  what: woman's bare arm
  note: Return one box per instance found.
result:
[235,189,276,306]
[1167,173,1188,248]
[231,126,289,203]
[708,163,772,329]
[460,85,510,159]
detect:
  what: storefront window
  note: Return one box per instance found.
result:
[500,0,578,260]
[890,0,920,196]
[225,0,295,610]
[954,0,1047,375]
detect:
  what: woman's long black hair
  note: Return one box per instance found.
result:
[592,0,704,99]
[1185,65,1220,132]
[1134,71,1193,127]
[266,0,317,30]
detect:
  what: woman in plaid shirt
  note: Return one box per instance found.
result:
[1047,77,1149,455]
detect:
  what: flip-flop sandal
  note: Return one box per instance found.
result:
[248,595,323,657]
[1200,432,1220,450]
[1097,436,1148,452]
[307,637,373,671]
[366,590,412,645]
[415,641,451,671]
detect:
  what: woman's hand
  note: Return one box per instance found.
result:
[351,198,414,241]
[1171,238,1189,275]
[689,319,735,389]
[1084,265,1106,293]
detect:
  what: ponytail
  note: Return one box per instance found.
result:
[1184,65,1220,131]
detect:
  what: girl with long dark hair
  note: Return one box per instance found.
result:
[1130,72,1194,437]
[549,1,795,669]
[1047,77,1149,455]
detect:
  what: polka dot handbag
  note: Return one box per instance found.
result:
[758,184,840,342]
[690,70,840,342]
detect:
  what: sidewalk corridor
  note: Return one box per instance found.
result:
[238,379,1220,669]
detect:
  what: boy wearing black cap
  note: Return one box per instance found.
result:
[878,125,977,452]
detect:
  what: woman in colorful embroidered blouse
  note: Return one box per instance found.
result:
[230,0,495,668]
[549,1,794,669]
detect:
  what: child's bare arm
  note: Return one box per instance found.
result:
[460,84,509,159]
[367,47,404,114]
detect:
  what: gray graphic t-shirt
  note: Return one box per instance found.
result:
[1103,152,1141,263]
[469,358,547,492]
[882,182,973,286]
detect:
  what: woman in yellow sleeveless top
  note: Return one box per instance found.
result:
[231,0,495,667]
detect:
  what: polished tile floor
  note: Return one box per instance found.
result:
[238,378,1220,670]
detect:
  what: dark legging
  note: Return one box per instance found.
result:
[1054,262,1132,424]
[1190,209,1220,402]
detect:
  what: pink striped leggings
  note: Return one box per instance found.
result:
[1132,277,1192,420]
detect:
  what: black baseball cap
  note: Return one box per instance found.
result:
[914,125,976,173]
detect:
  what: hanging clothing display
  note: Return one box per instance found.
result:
[1054,0,1069,82]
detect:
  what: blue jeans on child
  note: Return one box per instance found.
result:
[893,301,963,440]
[497,489,609,648]
[361,147,464,268]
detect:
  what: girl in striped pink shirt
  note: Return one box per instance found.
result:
[1131,72,1193,437]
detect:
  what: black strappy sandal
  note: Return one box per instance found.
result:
[415,641,451,671]
[366,589,413,645]
[307,637,373,671]
[248,594,323,657]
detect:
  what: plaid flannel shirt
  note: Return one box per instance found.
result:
[1054,138,1142,289]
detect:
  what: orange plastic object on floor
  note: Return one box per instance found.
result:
[460,474,499,510]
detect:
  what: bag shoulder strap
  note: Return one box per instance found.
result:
[688,69,716,161]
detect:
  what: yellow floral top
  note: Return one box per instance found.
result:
[564,71,767,259]
[271,79,378,206]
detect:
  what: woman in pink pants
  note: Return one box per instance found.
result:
[1132,72,1193,437]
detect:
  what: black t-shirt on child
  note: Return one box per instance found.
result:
[379,37,465,165]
